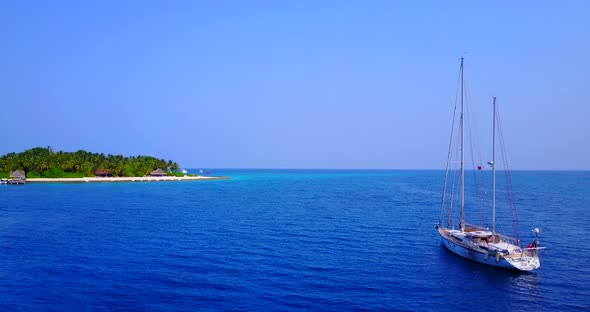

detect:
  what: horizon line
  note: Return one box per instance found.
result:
[184,167,590,172]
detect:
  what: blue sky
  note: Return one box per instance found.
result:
[1,1,588,169]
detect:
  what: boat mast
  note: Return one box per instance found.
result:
[492,97,497,237]
[460,57,465,231]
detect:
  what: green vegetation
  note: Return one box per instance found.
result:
[0,147,181,178]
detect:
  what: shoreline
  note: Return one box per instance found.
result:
[25,176,229,183]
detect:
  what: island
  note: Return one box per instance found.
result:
[0,147,227,183]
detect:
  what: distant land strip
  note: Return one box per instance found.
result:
[0,146,219,180]
[26,176,229,183]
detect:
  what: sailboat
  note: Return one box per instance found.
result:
[435,58,543,271]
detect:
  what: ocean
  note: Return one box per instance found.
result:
[0,170,588,311]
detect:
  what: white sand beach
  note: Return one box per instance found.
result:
[26,176,228,183]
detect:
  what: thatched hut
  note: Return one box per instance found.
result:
[149,168,166,177]
[9,170,26,184]
[93,169,113,177]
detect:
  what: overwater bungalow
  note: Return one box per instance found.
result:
[9,170,26,184]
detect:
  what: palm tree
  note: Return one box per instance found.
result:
[36,159,49,173]
[21,156,34,173]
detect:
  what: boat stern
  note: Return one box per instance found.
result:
[505,255,541,271]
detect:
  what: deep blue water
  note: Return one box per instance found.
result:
[0,170,588,311]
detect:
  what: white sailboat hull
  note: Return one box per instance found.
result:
[437,227,540,271]
[436,59,543,271]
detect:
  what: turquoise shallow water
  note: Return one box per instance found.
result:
[0,170,588,310]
